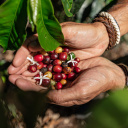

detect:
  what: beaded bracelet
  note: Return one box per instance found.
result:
[118,63,128,87]
[93,12,120,50]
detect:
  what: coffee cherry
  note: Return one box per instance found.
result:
[42,79,50,87]
[67,52,75,61]
[62,62,68,67]
[59,52,67,61]
[55,82,62,90]
[53,59,62,65]
[48,50,55,54]
[68,62,78,67]
[67,72,76,81]
[40,67,47,73]
[60,79,67,85]
[44,71,52,79]
[50,53,58,60]
[40,50,47,55]
[55,47,63,53]
[63,67,71,74]
[37,62,44,70]
[53,65,62,73]
[74,67,81,73]
[43,64,47,68]
[50,79,56,86]
[34,54,43,62]
[75,58,80,63]
[47,64,53,72]
[53,73,62,82]
[63,47,69,53]
[62,73,67,79]
[28,64,37,73]
[43,56,50,64]
[34,74,40,81]
[71,67,74,72]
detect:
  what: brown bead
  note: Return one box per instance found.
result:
[63,67,71,74]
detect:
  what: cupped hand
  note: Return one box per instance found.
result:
[8,56,125,106]
[8,22,109,75]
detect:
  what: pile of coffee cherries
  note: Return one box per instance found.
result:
[27,46,81,90]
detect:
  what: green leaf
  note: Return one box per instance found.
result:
[36,0,64,51]
[27,0,38,31]
[0,0,27,51]
[61,0,73,17]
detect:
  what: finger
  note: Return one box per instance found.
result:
[15,78,46,91]
[22,70,39,77]
[13,34,38,67]
[8,59,30,74]
[47,84,81,104]
[28,41,43,52]
[9,74,36,85]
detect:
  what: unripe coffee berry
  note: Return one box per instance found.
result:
[44,71,52,79]
[55,47,63,53]
[62,62,68,67]
[60,79,67,85]
[63,67,71,74]
[40,67,47,73]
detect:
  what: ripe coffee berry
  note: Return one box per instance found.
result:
[63,47,69,53]
[28,64,37,73]
[37,62,44,70]
[47,64,53,72]
[43,56,50,64]
[74,67,81,73]
[59,52,67,61]
[53,59,62,65]
[75,58,80,63]
[34,54,43,62]
[55,82,62,90]
[68,72,76,81]
[62,73,67,79]
[53,73,62,82]
[50,53,58,60]
[53,65,62,73]
[42,79,50,87]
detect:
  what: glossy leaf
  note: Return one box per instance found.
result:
[0,0,27,50]
[27,0,38,31]
[61,0,73,17]
[36,0,64,51]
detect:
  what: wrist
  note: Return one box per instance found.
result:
[93,22,109,51]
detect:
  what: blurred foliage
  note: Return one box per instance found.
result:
[0,0,128,128]
[86,89,128,128]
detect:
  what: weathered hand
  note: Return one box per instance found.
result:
[9,56,125,106]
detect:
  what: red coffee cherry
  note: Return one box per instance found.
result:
[53,59,62,65]
[42,79,50,87]
[43,56,50,64]
[37,62,44,70]
[63,47,69,53]
[50,53,58,60]
[55,82,62,90]
[48,50,55,54]
[34,74,40,81]
[34,54,43,62]
[59,52,67,61]
[53,65,62,73]
[47,64,53,72]
[74,67,81,73]
[28,64,37,73]
[75,58,80,63]
[62,73,67,79]
[67,72,76,81]
[53,73,62,82]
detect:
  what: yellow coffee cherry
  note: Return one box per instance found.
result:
[60,79,67,85]
[55,47,63,53]
[40,50,47,55]
[44,71,52,79]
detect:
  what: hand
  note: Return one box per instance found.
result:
[9,56,125,106]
